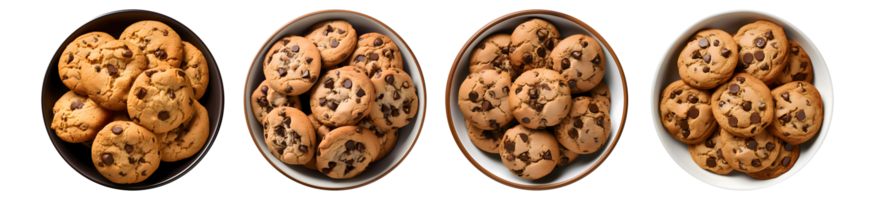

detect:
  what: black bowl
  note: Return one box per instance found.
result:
[41,9,224,190]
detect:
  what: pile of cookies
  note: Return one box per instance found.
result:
[662,20,823,179]
[251,20,419,179]
[52,20,212,184]
[459,18,612,179]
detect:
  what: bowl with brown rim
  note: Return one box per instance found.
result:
[445,9,628,190]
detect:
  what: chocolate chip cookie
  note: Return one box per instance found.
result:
[660,80,718,144]
[357,119,397,161]
[347,33,403,77]
[746,140,799,179]
[772,41,812,86]
[499,124,560,179]
[720,129,781,173]
[264,106,316,165]
[734,20,789,83]
[458,69,514,130]
[310,66,374,127]
[677,29,738,89]
[119,20,184,68]
[316,126,380,179]
[264,35,322,96]
[556,144,580,167]
[59,31,115,95]
[711,73,775,137]
[469,33,518,79]
[509,69,572,129]
[159,100,209,162]
[466,119,517,154]
[81,40,148,110]
[587,82,611,111]
[688,128,733,174]
[369,68,418,130]
[509,18,561,71]
[548,34,605,93]
[768,81,823,145]
[51,91,112,143]
[251,80,302,123]
[127,67,196,133]
[305,20,357,66]
[554,96,611,154]
[180,41,209,99]
[91,121,161,184]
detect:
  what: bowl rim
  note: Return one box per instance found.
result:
[41,9,225,190]
[444,9,629,190]
[243,9,427,190]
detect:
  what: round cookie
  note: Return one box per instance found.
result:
[51,91,112,143]
[677,29,738,89]
[556,144,580,167]
[587,82,611,111]
[720,129,781,173]
[548,34,605,93]
[119,20,184,68]
[458,69,514,130]
[509,18,561,71]
[91,121,161,184]
[59,31,115,95]
[81,40,148,111]
[347,33,403,77]
[357,119,398,161]
[688,128,733,175]
[659,80,718,144]
[499,124,559,179]
[180,41,209,99]
[746,140,799,179]
[554,96,611,154]
[509,69,572,129]
[263,107,316,165]
[773,41,813,86]
[469,33,518,79]
[768,81,823,145]
[369,68,418,129]
[305,20,357,66]
[734,20,789,83]
[251,80,302,123]
[711,73,775,137]
[159,100,209,162]
[465,119,517,154]
[316,126,380,179]
[263,35,322,96]
[127,67,196,133]
[310,66,375,127]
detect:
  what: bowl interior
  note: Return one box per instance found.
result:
[650,11,833,190]
[448,13,625,186]
[244,11,424,189]
[41,10,224,190]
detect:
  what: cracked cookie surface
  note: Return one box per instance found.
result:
[587,82,611,111]
[51,91,112,143]
[660,80,717,144]
[746,140,798,179]
[499,124,559,179]
[548,34,605,93]
[711,73,774,137]
[466,119,517,154]
[305,20,357,66]
[554,96,610,154]
[59,31,115,95]
[264,107,315,165]
[81,40,148,111]
[369,68,418,130]
[159,100,209,162]
[733,20,788,83]
[767,81,823,145]
[469,33,518,79]
[347,33,403,77]
[310,66,374,127]
[251,80,302,123]
[91,121,160,184]
[720,129,781,173]
[357,119,397,161]
[127,67,195,133]
[180,41,209,99]
[688,128,733,174]
[509,18,560,71]
[772,41,812,86]
[459,69,513,130]
[264,35,322,96]
[509,69,571,129]
[556,143,579,167]
[119,20,184,69]
[677,29,738,89]
[316,126,380,179]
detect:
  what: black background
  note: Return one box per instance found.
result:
[36,5,846,194]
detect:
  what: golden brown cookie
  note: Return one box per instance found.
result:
[587,82,611,111]
[180,41,209,99]
[548,34,605,93]
[263,35,322,96]
[80,40,148,110]
[458,69,514,130]
[369,68,418,130]
[263,107,316,165]
[711,73,774,137]
[746,140,799,179]
[127,67,196,133]
[310,66,374,127]
[251,80,302,123]
[720,129,781,173]
[59,32,115,95]
[469,33,518,79]
[51,91,112,143]
[509,69,572,129]
[688,128,733,174]
[316,126,380,179]
[509,18,561,71]
[772,41,812,86]
[677,29,738,89]
[347,33,403,77]
[660,80,717,144]
[119,20,184,68]
[768,81,823,145]
[499,124,559,179]
[159,100,210,162]
[305,20,357,66]
[733,20,788,83]
[91,121,160,184]
[465,119,517,154]
[554,96,610,154]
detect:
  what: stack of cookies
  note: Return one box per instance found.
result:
[251,20,419,179]
[52,20,212,184]
[661,20,823,179]
[459,18,612,179]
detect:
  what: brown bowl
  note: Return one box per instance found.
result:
[445,10,628,190]
[41,9,224,190]
[243,10,426,190]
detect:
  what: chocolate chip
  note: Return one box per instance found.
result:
[324,78,334,89]
[369,53,379,60]
[357,89,365,97]
[112,126,122,135]
[504,140,515,152]
[692,51,701,59]
[522,117,530,123]
[561,58,570,69]
[155,50,167,60]
[703,54,711,64]
[125,144,133,153]
[342,79,352,88]
[571,51,582,59]
[66,53,73,64]
[158,111,169,121]
[568,129,578,139]
[305,57,313,64]
[394,91,402,100]
[705,139,716,148]
[698,38,709,48]
[123,50,133,57]
[468,91,478,101]
[729,84,739,94]
[781,93,790,102]
[327,101,338,110]
[277,68,287,77]
[688,95,699,103]
[518,152,530,162]
[784,142,795,151]
[163,30,168,36]
[592,54,601,64]
[574,118,583,128]
[706,157,717,167]
[519,134,528,142]
[741,101,752,111]
[745,138,758,150]
[101,153,113,164]
[679,119,690,130]
[290,45,299,52]
[68,101,84,110]
[568,80,577,88]
[797,110,806,120]
[374,38,383,46]
[751,112,761,123]
[536,47,546,57]
[523,53,533,63]
[136,88,147,99]
[760,63,769,70]
[742,53,753,64]
[782,157,791,167]
[688,107,699,119]
[754,37,766,48]
[717,149,724,159]
[765,31,774,40]
[385,75,396,84]
[588,104,599,113]
[766,142,775,151]
[728,116,738,127]
[751,159,762,167]
[330,39,339,48]
[754,51,764,61]
[537,30,547,40]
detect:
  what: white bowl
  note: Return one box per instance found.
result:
[244,10,426,190]
[446,10,628,190]
[650,11,833,190]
